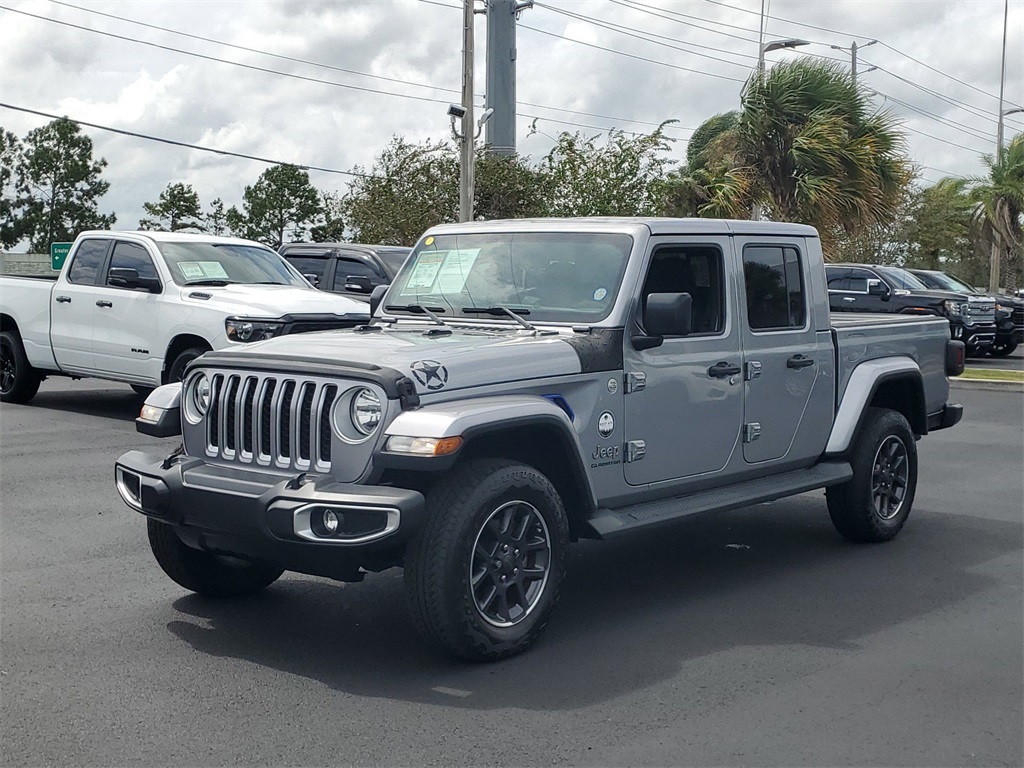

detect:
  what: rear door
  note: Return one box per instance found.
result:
[50,238,110,373]
[91,240,165,383]
[621,236,743,486]
[737,238,832,465]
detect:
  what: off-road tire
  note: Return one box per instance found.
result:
[147,518,283,598]
[826,407,918,543]
[166,346,207,384]
[0,330,42,404]
[404,459,570,661]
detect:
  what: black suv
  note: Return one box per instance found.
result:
[908,269,1023,357]
[826,263,997,357]
[279,243,411,301]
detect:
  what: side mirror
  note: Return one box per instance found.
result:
[867,279,889,298]
[109,267,161,294]
[633,293,692,350]
[303,273,321,287]
[343,275,373,293]
[369,284,389,316]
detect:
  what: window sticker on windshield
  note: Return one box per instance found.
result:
[402,249,480,294]
[178,261,229,280]
[593,287,608,301]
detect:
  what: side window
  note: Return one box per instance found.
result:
[107,242,158,286]
[640,245,726,335]
[743,245,806,331]
[66,240,107,284]
[826,268,849,291]
[846,268,873,293]
[333,258,382,290]
[286,255,330,286]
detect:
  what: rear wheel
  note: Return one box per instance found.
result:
[147,518,283,598]
[0,330,42,404]
[826,407,918,543]
[988,340,1018,357]
[404,459,570,661]
[130,384,154,397]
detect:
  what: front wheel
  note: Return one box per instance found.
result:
[404,459,570,661]
[0,330,42,404]
[826,407,918,543]
[147,518,283,598]
[988,340,1018,357]
[166,346,207,384]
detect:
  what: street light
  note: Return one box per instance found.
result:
[757,38,810,75]
[990,0,1018,291]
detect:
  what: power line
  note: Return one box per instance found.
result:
[0,102,373,177]
[873,90,993,144]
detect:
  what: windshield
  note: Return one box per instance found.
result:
[386,232,633,324]
[158,242,308,287]
[914,271,976,293]
[876,266,929,291]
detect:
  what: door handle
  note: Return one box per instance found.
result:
[708,361,741,378]
[96,300,113,308]
[843,296,856,302]
[55,295,71,303]
[787,354,815,369]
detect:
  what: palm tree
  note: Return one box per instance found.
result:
[701,59,913,256]
[971,133,1024,291]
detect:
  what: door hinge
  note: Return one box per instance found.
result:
[745,361,762,381]
[625,440,646,462]
[625,371,647,393]
[743,423,761,443]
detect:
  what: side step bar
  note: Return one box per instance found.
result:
[583,461,853,539]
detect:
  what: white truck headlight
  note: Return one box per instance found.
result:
[350,388,382,435]
[184,373,212,423]
[943,300,963,317]
[225,318,285,343]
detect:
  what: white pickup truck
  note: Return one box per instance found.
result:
[0,231,369,403]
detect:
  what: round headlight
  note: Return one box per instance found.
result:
[194,374,211,415]
[350,388,382,436]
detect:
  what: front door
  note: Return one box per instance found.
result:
[622,237,743,486]
[736,238,830,464]
[50,238,110,373]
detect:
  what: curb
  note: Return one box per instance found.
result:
[950,377,1024,393]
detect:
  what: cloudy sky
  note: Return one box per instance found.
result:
[1,0,1022,244]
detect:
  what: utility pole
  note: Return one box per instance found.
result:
[990,0,1010,292]
[459,0,475,222]
[831,39,877,85]
[485,1,531,156]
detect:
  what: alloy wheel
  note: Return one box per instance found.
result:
[872,435,909,520]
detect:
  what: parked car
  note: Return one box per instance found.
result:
[0,231,369,403]
[825,263,997,357]
[278,243,411,301]
[907,268,1024,357]
[118,218,964,661]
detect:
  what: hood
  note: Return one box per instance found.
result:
[204,324,588,394]
[897,288,974,303]
[178,283,368,318]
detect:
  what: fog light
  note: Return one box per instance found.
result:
[322,509,340,534]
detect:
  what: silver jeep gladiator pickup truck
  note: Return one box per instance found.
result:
[115,218,965,661]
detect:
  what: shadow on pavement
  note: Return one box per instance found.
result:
[25,385,143,422]
[165,495,1021,711]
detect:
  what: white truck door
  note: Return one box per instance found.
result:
[91,240,165,384]
[49,239,110,374]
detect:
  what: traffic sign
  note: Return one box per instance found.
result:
[50,242,72,271]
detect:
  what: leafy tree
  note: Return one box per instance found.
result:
[205,197,228,235]
[227,164,322,247]
[701,60,913,255]
[904,178,974,271]
[139,182,203,231]
[310,191,346,242]
[16,118,115,251]
[540,123,676,217]
[341,137,458,245]
[686,111,738,171]
[475,153,549,220]
[971,133,1024,291]
[1,128,25,249]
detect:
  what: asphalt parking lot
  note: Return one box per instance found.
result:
[966,349,1024,372]
[1,378,1021,767]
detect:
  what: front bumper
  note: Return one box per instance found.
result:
[115,450,425,580]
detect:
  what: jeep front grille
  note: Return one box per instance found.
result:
[205,373,339,472]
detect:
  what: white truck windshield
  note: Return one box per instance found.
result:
[158,242,307,287]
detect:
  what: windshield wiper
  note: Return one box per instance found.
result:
[385,304,447,325]
[184,279,233,286]
[462,305,535,331]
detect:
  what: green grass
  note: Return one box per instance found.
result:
[961,367,1024,383]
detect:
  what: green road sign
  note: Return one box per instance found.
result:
[50,242,73,271]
